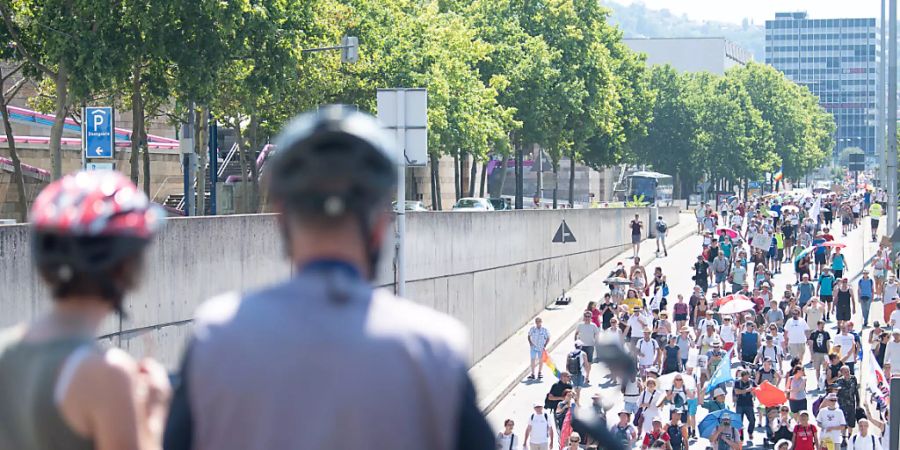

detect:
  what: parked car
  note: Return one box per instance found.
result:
[452,197,494,211]
[488,197,511,211]
[393,201,429,212]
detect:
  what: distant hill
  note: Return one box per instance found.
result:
[604,1,766,61]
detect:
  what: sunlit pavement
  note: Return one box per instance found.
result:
[487,217,879,449]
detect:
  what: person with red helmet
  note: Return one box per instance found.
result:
[0,170,170,450]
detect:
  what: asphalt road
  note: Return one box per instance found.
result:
[487,217,878,449]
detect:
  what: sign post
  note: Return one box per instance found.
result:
[82,107,115,170]
[377,89,427,298]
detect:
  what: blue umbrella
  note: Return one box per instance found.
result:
[793,245,816,263]
[698,410,743,439]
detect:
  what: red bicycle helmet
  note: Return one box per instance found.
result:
[30,171,164,297]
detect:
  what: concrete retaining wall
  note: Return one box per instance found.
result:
[0,207,678,367]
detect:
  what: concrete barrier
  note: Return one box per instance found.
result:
[0,207,677,367]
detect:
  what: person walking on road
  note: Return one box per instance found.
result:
[655,215,668,257]
[709,415,741,450]
[528,318,551,380]
[869,201,883,244]
[497,419,519,450]
[575,311,598,367]
[818,268,837,322]
[784,308,810,363]
[524,403,554,450]
[631,214,644,259]
[835,278,856,328]
[833,366,860,441]
[734,369,757,446]
[884,329,900,376]
[858,271,875,328]
[0,171,171,450]
[808,320,831,390]
[816,393,847,450]
[162,108,494,450]
[847,419,883,450]
[610,411,638,448]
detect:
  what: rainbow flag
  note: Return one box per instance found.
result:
[541,350,561,378]
[773,166,784,182]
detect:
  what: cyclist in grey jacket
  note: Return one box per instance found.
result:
[163,107,494,450]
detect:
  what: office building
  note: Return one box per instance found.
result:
[623,37,753,75]
[765,12,879,160]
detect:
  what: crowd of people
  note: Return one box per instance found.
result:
[509,186,895,450]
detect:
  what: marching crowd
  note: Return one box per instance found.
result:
[503,186,895,450]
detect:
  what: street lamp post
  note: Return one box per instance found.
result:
[889,0,898,238]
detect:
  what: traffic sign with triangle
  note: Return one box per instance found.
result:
[552,220,576,243]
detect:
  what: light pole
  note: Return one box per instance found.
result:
[888,0,898,238]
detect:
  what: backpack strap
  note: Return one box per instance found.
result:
[509,433,515,450]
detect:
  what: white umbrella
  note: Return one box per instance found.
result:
[659,371,697,392]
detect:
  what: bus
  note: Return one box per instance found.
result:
[624,171,674,206]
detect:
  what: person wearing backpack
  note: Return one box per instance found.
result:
[496,419,519,450]
[566,341,589,399]
[609,411,638,448]
[524,403,554,450]
[847,419,882,450]
[665,410,689,450]
[655,215,668,257]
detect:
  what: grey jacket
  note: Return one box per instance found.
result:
[164,265,493,450]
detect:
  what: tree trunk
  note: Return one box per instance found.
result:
[49,65,69,180]
[0,69,27,222]
[429,154,438,209]
[130,62,142,185]
[479,160,487,197]
[673,169,682,199]
[195,107,208,215]
[141,116,150,197]
[248,114,261,212]
[568,151,576,207]
[552,160,559,209]
[453,151,460,200]
[234,119,248,213]
[496,157,509,198]
[430,153,442,210]
[468,155,477,198]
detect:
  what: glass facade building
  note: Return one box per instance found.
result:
[765,12,879,158]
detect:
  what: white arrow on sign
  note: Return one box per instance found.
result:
[94,146,104,155]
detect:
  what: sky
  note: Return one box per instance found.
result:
[613,0,884,25]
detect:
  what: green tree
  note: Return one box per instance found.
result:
[634,65,701,198]
[0,0,127,179]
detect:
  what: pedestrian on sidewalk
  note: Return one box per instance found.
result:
[528,317,551,380]
[544,372,573,412]
[869,201,883,244]
[631,214,644,259]
[566,342,589,396]
[655,215,668,257]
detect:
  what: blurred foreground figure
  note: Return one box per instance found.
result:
[0,171,170,450]
[163,107,494,450]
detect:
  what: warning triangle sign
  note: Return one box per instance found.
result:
[552,220,576,243]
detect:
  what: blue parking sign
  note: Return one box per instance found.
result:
[83,107,114,159]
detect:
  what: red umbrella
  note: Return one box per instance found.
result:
[819,242,846,249]
[715,293,749,307]
[717,228,739,239]
[753,381,787,407]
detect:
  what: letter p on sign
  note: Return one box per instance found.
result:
[92,110,105,131]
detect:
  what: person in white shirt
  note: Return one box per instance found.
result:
[783,308,810,361]
[698,311,720,334]
[636,328,661,372]
[496,419,519,450]
[719,316,738,350]
[817,394,847,447]
[884,329,900,376]
[834,324,858,369]
[524,403,554,450]
[575,311,599,382]
[847,419,883,450]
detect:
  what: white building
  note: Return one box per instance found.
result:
[623,37,753,75]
